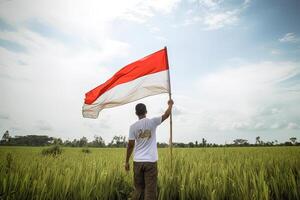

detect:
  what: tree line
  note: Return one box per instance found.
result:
[0,130,299,147]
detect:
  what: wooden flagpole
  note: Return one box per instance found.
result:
[164,46,173,168]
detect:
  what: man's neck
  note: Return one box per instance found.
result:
[138,115,146,120]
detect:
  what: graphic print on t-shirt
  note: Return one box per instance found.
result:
[138,129,152,139]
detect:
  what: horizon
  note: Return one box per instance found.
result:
[1,0,300,144]
[1,131,298,145]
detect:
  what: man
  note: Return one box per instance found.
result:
[125,99,174,200]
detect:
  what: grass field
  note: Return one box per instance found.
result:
[0,146,299,200]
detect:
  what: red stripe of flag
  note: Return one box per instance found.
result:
[84,48,168,105]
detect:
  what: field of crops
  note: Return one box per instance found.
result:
[0,146,299,200]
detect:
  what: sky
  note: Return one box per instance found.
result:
[0,0,300,144]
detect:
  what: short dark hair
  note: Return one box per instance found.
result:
[135,103,147,116]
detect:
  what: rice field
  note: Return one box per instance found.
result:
[0,146,299,200]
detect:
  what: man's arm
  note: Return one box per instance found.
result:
[161,99,174,122]
[125,140,135,171]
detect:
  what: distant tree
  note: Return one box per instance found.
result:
[284,141,293,146]
[233,139,248,146]
[91,135,105,147]
[71,139,79,147]
[1,130,10,142]
[173,143,185,148]
[109,135,126,147]
[64,140,72,146]
[54,138,63,145]
[202,138,207,147]
[1,135,54,146]
[157,142,168,148]
[212,143,218,147]
[195,141,198,147]
[188,142,195,148]
[265,141,273,146]
[290,137,297,145]
[255,136,260,145]
[79,137,88,147]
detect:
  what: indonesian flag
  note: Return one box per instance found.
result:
[82,48,170,119]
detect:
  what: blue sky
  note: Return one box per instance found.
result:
[0,0,300,144]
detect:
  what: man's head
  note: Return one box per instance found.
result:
[135,103,147,117]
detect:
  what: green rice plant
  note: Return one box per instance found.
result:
[5,152,13,174]
[41,145,62,156]
[81,148,91,154]
[0,147,299,199]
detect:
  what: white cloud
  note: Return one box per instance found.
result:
[0,114,9,120]
[190,0,223,10]
[279,33,300,43]
[287,122,300,130]
[119,0,181,23]
[35,120,53,131]
[183,0,251,30]
[203,10,238,30]
[0,26,131,139]
[0,0,180,39]
[271,49,281,55]
[0,0,181,141]
[183,16,202,26]
[148,26,161,33]
[175,61,300,133]
[154,35,167,42]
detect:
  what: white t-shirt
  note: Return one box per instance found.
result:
[128,116,162,162]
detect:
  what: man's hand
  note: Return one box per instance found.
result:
[162,99,174,122]
[125,162,130,171]
[125,140,134,173]
[125,140,135,172]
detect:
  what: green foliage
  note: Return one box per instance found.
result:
[108,135,126,147]
[41,145,62,156]
[1,134,54,146]
[5,152,13,174]
[81,147,91,154]
[0,147,299,199]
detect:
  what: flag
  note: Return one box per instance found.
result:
[82,48,170,119]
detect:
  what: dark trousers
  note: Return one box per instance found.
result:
[133,162,158,200]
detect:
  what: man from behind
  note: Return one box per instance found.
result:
[125,99,174,200]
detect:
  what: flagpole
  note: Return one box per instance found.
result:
[164,46,173,169]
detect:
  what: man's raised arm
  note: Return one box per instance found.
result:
[161,99,174,122]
